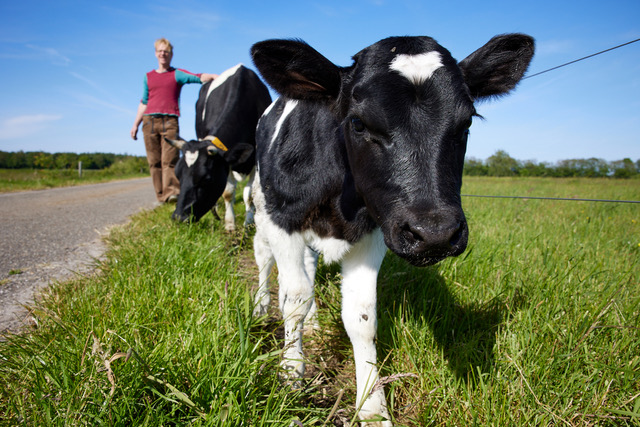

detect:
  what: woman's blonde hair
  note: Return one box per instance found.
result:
[154,38,173,53]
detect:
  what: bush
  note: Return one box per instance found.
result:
[104,156,149,175]
[465,150,639,178]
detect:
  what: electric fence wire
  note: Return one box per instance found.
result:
[462,194,640,204]
[523,37,640,80]
[465,37,640,205]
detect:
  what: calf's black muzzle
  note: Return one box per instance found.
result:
[386,211,469,267]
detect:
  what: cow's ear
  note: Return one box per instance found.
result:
[223,143,254,167]
[166,137,186,149]
[459,34,534,100]
[251,39,341,100]
[206,145,225,157]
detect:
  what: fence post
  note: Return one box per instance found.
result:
[78,161,82,178]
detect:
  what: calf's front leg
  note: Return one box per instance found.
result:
[272,232,315,381]
[253,225,274,317]
[341,229,391,426]
[302,246,320,331]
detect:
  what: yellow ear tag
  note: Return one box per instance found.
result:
[210,137,228,152]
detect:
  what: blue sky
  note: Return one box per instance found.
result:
[1,0,638,163]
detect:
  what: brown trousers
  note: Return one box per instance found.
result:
[142,115,180,203]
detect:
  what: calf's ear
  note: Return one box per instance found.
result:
[459,34,535,100]
[251,39,341,100]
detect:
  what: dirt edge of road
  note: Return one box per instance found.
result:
[0,178,157,339]
[0,231,109,338]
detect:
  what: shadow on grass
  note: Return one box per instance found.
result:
[377,254,527,383]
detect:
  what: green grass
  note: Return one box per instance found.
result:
[0,177,638,425]
[0,169,148,193]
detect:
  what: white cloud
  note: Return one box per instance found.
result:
[25,44,71,66]
[72,92,135,116]
[69,71,102,92]
[0,45,71,65]
[26,44,71,67]
[0,114,63,140]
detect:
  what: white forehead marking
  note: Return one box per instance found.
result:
[389,51,443,85]
[202,63,243,121]
[271,99,298,147]
[185,150,199,168]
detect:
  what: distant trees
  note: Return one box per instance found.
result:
[610,158,638,178]
[2,149,638,179]
[486,150,519,177]
[0,150,148,174]
[464,151,639,178]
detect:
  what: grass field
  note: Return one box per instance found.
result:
[0,169,148,193]
[0,177,638,425]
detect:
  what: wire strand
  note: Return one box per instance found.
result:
[462,194,640,204]
[523,38,640,80]
[463,38,640,204]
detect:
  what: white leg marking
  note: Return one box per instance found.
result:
[276,231,314,380]
[302,247,320,331]
[223,172,237,232]
[253,226,274,317]
[341,229,391,426]
[242,168,255,226]
[390,51,443,85]
[252,178,273,316]
[252,174,314,380]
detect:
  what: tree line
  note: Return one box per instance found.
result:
[464,150,640,178]
[2,149,638,178]
[0,150,147,173]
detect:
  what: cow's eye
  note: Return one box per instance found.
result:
[459,118,472,143]
[351,117,365,133]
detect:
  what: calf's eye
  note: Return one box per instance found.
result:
[459,128,470,147]
[351,117,365,132]
[458,118,472,144]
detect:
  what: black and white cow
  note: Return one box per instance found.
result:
[250,35,534,425]
[168,64,272,230]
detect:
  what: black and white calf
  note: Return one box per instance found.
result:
[168,64,272,230]
[250,35,533,425]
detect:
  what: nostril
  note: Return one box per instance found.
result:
[400,223,424,243]
[449,223,463,247]
[399,220,466,250]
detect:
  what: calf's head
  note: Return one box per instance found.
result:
[167,137,253,222]
[252,34,534,266]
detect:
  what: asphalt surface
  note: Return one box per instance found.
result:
[0,177,158,335]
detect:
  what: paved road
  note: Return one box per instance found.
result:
[0,178,158,335]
